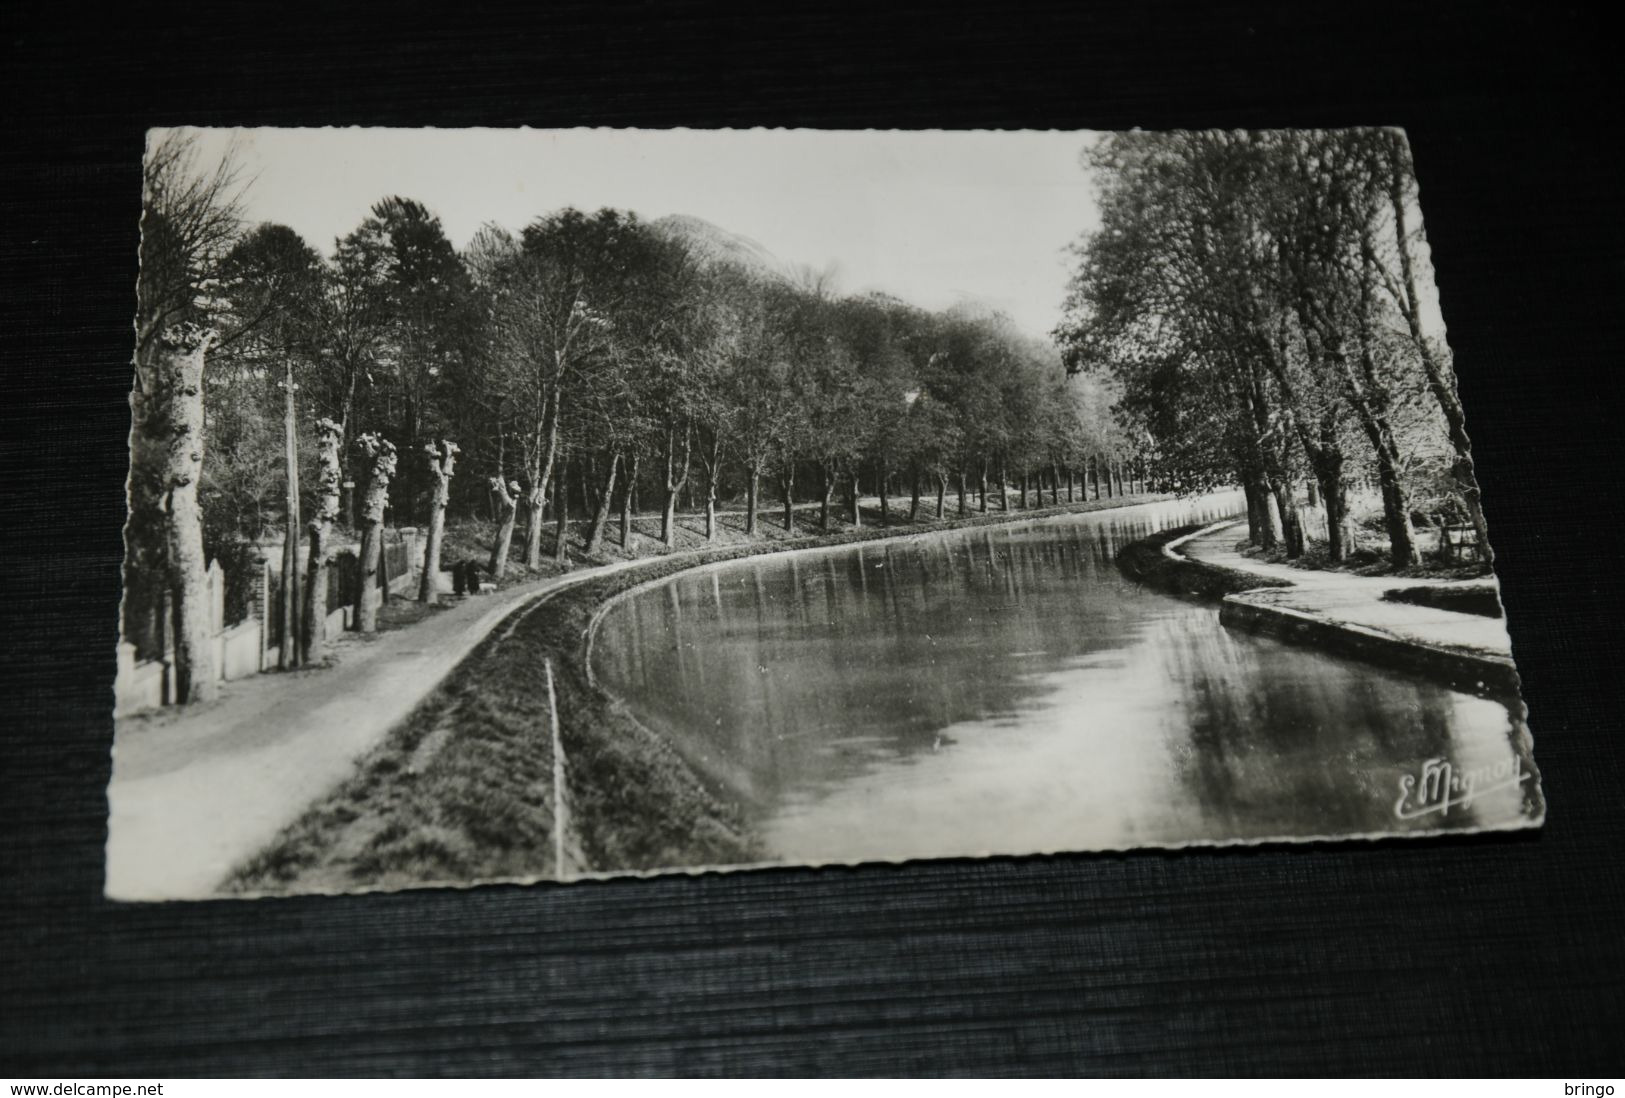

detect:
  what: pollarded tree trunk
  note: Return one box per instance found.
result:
[585,452,620,555]
[848,470,862,528]
[820,464,835,530]
[781,466,797,535]
[489,475,519,578]
[956,470,967,515]
[1050,462,1061,505]
[879,466,890,526]
[418,439,458,603]
[354,434,398,634]
[303,418,343,662]
[1067,466,1076,503]
[978,461,988,513]
[936,473,947,519]
[143,327,219,702]
[909,468,922,522]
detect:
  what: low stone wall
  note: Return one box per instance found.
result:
[1116,523,1521,700]
[220,621,261,681]
[325,604,350,638]
[117,530,419,717]
[114,645,168,717]
[1220,593,1522,699]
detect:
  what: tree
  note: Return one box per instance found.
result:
[303,417,343,662]
[724,278,805,535]
[313,221,393,479]
[418,440,458,602]
[1271,130,1421,566]
[1058,129,1455,568]
[1370,130,1492,559]
[127,131,247,700]
[488,474,520,577]
[353,433,397,632]
[342,198,471,521]
[510,209,672,566]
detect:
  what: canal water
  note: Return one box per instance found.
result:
[589,496,1542,865]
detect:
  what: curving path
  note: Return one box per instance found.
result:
[1174,519,1515,662]
[105,557,668,901]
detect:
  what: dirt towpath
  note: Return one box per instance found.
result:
[105,558,662,901]
[1172,520,1515,660]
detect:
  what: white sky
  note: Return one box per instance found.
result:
[168,127,1105,341]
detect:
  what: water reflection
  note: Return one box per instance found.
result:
[591,496,1540,864]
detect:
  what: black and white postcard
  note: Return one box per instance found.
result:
[108,127,1543,900]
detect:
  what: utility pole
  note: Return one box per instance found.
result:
[279,362,303,668]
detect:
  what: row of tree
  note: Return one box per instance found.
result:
[1056,128,1487,568]
[127,133,1141,702]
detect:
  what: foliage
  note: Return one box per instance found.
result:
[135,162,1151,612]
[1056,129,1474,566]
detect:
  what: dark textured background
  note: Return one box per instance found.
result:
[3,2,1622,1077]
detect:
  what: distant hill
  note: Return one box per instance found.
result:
[653,214,791,281]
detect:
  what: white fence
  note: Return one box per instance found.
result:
[115,528,420,718]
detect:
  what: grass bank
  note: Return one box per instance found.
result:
[227,491,1170,896]
[1238,535,1492,583]
[1381,582,1503,619]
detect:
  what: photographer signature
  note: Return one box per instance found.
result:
[1394,756,1530,820]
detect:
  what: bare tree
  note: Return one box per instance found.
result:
[126,131,247,701]
[1372,131,1492,559]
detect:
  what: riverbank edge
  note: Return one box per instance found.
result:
[1117,523,1523,698]
[226,491,1174,897]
